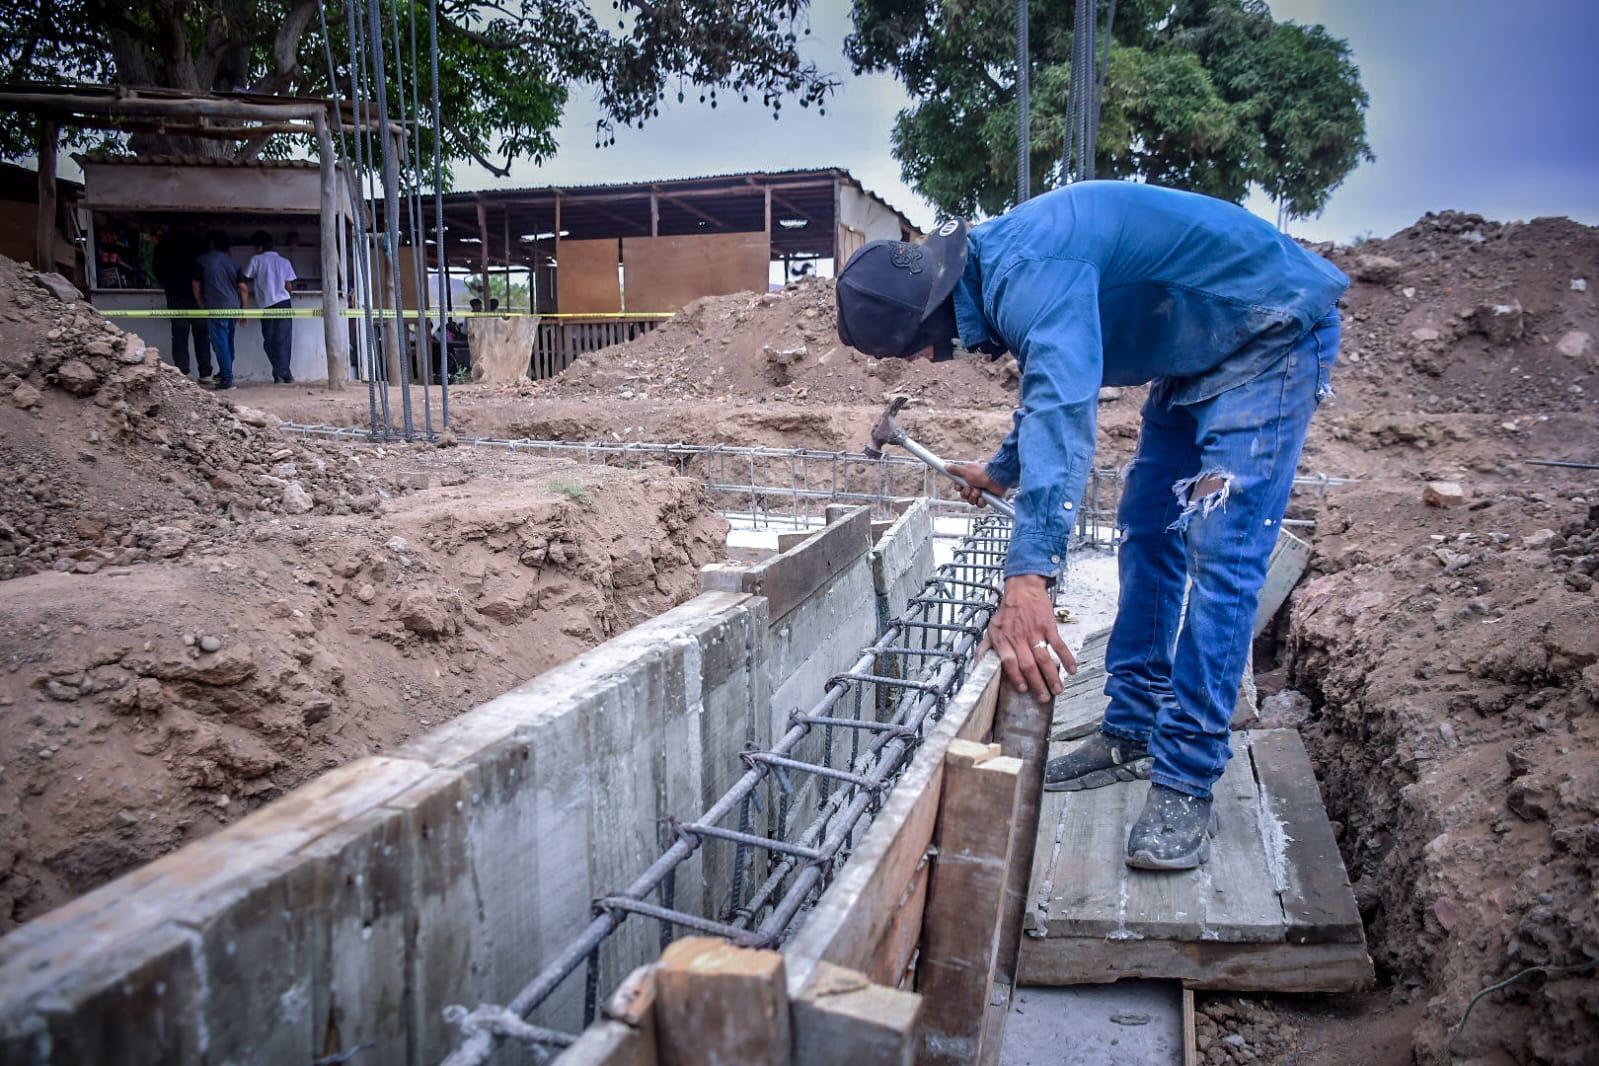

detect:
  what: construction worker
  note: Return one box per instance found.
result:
[834,181,1346,871]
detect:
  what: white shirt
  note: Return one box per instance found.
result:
[246,250,297,307]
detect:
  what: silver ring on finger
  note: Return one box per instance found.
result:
[1033,640,1050,650]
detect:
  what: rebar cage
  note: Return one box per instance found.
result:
[438,515,1015,1066]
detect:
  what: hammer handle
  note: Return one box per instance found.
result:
[899,436,1017,520]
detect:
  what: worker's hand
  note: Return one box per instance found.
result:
[982,575,1077,702]
[947,462,1004,508]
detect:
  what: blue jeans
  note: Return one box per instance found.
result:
[262,299,293,381]
[1101,310,1340,799]
[207,319,237,386]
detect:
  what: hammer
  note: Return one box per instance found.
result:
[865,396,1016,519]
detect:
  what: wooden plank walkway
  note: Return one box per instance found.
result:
[1016,664,1372,993]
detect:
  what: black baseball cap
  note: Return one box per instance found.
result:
[836,220,969,358]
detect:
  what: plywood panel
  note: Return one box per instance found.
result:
[622,232,769,313]
[557,238,622,314]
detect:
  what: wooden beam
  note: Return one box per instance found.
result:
[791,962,921,1066]
[34,119,57,272]
[764,186,772,237]
[1183,988,1198,1066]
[916,741,1023,1066]
[991,681,1053,989]
[654,938,791,1066]
[661,194,728,231]
[475,197,489,292]
[312,111,346,390]
[650,188,659,237]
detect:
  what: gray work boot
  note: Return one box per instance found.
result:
[1125,784,1218,871]
[1043,731,1152,792]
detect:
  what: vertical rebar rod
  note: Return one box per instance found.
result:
[427,0,449,428]
[1015,0,1031,203]
[366,0,414,440]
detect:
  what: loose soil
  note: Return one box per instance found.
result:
[0,256,727,931]
[6,209,1599,1064]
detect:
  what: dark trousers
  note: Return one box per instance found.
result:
[262,299,294,382]
[169,316,213,378]
[208,319,237,386]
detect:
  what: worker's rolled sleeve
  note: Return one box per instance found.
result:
[989,258,1103,579]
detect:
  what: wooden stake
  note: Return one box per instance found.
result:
[792,962,921,1066]
[917,740,1023,1066]
[655,937,791,1066]
[992,681,1054,988]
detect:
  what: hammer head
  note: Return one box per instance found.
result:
[864,395,911,459]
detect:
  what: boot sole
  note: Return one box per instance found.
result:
[1125,810,1220,871]
[1042,756,1152,792]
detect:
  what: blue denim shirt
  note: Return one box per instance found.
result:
[952,181,1348,579]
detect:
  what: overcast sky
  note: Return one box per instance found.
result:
[455,0,1599,244]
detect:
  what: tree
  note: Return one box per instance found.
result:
[0,0,838,173]
[847,0,1371,221]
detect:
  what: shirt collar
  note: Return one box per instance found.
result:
[952,252,993,351]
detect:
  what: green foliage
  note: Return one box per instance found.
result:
[549,480,593,506]
[848,0,1371,221]
[465,273,531,312]
[0,0,838,172]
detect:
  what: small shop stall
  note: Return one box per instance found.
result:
[79,155,348,384]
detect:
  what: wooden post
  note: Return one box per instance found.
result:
[916,740,1022,1066]
[654,937,790,1066]
[475,196,489,304]
[992,682,1053,989]
[650,188,659,237]
[791,962,921,1066]
[34,119,58,272]
[312,111,347,389]
[553,190,562,314]
[501,206,511,310]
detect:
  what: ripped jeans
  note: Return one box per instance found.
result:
[1101,310,1340,799]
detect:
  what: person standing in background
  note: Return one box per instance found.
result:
[153,227,213,382]
[246,230,298,384]
[192,231,246,390]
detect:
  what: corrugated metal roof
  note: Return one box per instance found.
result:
[453,166,922,236]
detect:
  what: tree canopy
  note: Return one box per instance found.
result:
[847,0,1371,221]
[0,0,837,173]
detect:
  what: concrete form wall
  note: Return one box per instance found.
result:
[0,592,767,1065]
[0,505,936,1065]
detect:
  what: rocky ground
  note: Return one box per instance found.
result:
[0,256,727,930]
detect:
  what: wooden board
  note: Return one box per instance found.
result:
[1018,711,1372,992]
[621,232,770,313]
[1248,730,1365,945]
[1015,937,1373,993]
[1253,528,1311,637]
[556,238,622,314]
[917,743,1022,1066]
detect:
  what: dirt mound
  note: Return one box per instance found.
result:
[1282,482,1598,1064]
[0,256,382,581]
[1242,212,1599,1065]
[0,256,728,929]
[543,275,1020,408]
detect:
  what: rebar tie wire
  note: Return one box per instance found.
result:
[437,514,1012,1066]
